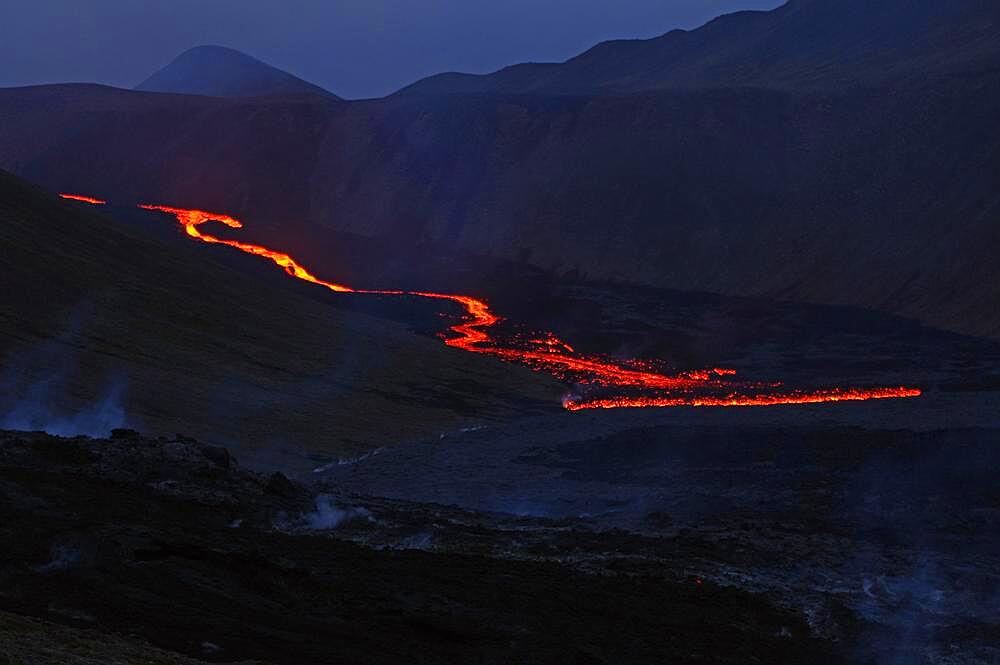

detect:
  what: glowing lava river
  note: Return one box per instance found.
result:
[61,193,922,411]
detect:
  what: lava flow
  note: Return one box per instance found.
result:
[66,194,922,410]
[59,193,106,204]
[562,387,922,411]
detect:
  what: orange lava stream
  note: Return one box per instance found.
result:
[138,205,355,292]
[60,193,106,205]
[131,201,921,411]
[563,387,924,411]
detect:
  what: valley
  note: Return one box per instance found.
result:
[1,1,998,662]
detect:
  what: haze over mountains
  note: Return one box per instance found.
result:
[1,0,998,339]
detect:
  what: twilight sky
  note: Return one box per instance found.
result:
[0,1,782,99]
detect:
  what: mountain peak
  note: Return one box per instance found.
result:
[136,45,338,99]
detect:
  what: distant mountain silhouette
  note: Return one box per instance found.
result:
[136,45,338,99]
[397,0,1000,95]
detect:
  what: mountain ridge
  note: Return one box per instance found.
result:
[395,0,1000,96]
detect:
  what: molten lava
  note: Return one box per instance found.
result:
[138,205,354,292]
[60,193,106,205]
[562,387,923,411]
[131,201,920,411]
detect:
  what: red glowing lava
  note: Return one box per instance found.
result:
[134,201,921,411]
[138,205,354,292]
[60,193,106,205]
[562,387,923,411]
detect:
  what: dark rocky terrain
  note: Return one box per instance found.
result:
[2,406,997,663]
[0,429,843,664]
[136,45,338,99]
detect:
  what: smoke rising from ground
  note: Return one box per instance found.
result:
[1,379,128,437]
[0,303,132,437]
[302,495,373,530]
[271,495,374,531]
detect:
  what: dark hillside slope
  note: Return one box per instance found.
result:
[1,75,997,338]
[136,45,338,99]
[0,170,560,456]
[398,0,1000,95]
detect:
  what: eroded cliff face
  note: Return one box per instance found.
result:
[4,74,997,338]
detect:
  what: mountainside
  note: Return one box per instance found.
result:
[2,72,998,339]
[398,0,1000,95]
[0,0,998,340]
[0,169,559,457]
[136,45,338,99]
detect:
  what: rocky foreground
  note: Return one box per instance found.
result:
[0,428,844,664]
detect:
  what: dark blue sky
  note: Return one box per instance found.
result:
[1,1,782,99]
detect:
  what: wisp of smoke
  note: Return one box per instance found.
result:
[0,302,132,437]
[301,495,373,530]
[1,379,128,437]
